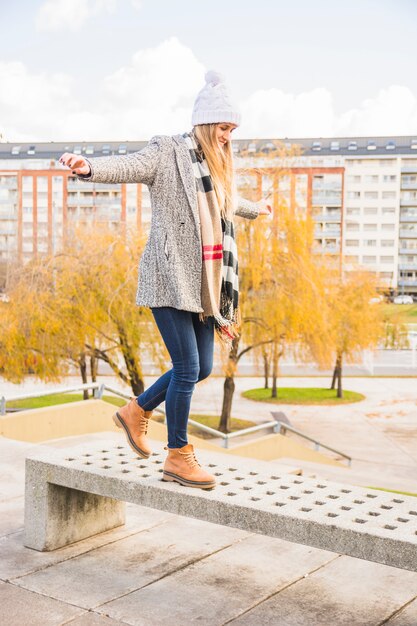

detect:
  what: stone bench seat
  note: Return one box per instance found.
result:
[24,439,417,572]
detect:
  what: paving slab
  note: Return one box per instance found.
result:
[228,554,417,626]
[14,515,248,609]
[66,612,130,626]
[0,504,173,581]
[0,580,83,626]
[384,597,417,625]
[0,497,24,538]
[99,533,338,626]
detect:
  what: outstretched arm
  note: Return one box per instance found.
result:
[59,135,162,186]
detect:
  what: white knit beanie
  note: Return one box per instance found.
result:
[191,70,241,127]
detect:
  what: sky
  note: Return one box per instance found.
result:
[1,0,417,142]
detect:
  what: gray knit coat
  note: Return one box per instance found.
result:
[77,133,260,313]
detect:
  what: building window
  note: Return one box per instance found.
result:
[364,240,377,246]
[381,223,395,231]
[347,191,360,199]
[364,223,377,231]
[346,222,359,231]
[380,256,394,263]
[364,207,378,215]
[363,256,377,263]
[364,191,378,199]
[345,239,359,247]
[381,240,394,247]
[382,207,395,214]
[382,191,396,199]
[346,207,360,215]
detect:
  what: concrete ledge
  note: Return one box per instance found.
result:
[24,439,417,571]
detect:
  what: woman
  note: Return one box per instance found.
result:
[59,70,271,490]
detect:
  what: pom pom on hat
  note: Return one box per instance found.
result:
[192,69,241,127]
[204,70,224,86]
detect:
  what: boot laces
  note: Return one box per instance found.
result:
[130,397,150,435]
[138,413,150,434]
[181,450,201,469]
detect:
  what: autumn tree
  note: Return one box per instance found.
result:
[326,269,385,397]
[0,226,167,395]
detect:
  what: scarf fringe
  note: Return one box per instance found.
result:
[199,305,242,352]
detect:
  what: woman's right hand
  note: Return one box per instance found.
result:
[58,153,91,176]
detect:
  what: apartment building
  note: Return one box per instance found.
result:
[1,136,417,293]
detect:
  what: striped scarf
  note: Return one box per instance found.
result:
[183,130,241,351]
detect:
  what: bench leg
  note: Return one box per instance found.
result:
[24,473,126,551]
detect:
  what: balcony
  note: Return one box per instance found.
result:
[399,213,417,222]
[315,228,341,238]
[399,229,417,238]
[401,181,417,190]
[401,165,417,173]
[0,179,18,190]
[398,278,417,286]
[399,247,417,254]
[314,245,340,255]
[312,195,342,206]
[400,198,417,207]
[67,197,122,208]
[398,263,417,271]
[312,211,342,221]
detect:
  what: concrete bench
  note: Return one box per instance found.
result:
[24,439,417,572]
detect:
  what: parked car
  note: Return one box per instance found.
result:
[393,295,414,304]
[369,295,384,304]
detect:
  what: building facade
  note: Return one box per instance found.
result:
[1,136,417,294]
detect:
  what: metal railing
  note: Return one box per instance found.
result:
[0,382,280,448]
[1,382,351,461]
[275,421,351,466]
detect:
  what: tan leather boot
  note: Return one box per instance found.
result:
[112,397,153,458]
[162,443,216,489]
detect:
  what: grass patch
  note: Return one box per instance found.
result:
[152,413,256,438]
[381,303,417,324]
[365,485,417,498]
[242,387,365,405]
[7,393,126,410]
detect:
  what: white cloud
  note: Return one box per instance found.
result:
[335,85,417,136]
[35,0,117,33]
[1,37,417,143]
[239,84,417,139]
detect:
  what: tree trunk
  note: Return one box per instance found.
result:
[219,376,235,433]
[336,353,343,398]
[79,353,89,399]
[117,325,144,396]
[330,361,337,390]
[218,336,239,433]
[271,340,279,398]
[263,347,269,389]
[90,355,98,382]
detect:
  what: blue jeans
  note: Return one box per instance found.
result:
[136,307,215,448]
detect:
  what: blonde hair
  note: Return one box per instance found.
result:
[192,123,236,221]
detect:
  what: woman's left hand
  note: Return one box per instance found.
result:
[258,197,272,215]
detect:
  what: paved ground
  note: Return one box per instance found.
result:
[1,433,417,626]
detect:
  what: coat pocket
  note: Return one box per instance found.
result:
[163,232,169,260]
